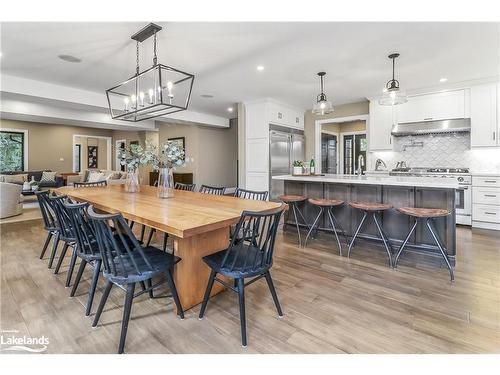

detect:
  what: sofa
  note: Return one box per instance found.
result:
[66,169,129,186]
[0,170,64,189]
[0,182,23,219]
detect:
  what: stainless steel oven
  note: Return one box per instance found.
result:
[455,176,472,225]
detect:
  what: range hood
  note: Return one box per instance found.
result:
[391,118,471,136]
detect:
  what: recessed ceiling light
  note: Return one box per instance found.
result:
[439,77,448,83]
[227,107,234,113]
[256,65,264,71]
[200,94,214,99]
[58,54,82,63]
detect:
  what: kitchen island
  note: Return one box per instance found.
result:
[273,174,458,262]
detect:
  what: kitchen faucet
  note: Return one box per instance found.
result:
[357,155,365,176]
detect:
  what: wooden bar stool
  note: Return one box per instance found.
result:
[279,195,309,246]
[304,198,348,255]
[347,201,394,267]
[394,207,454,281]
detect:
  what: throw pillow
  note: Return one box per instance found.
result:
[0,174,28,184]
[40,171,57,182]
[87,171,105,183]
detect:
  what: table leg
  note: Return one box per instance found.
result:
[171,226,230,312]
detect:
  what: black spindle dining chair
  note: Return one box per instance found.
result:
[233,188,268,201]
[199,184,226,195]
[35,191,59,262]
[146,182,197,251]
[87,206,184,354]
[49,195,82,289]
[174,182,196,191]
[198,204,285,347]
[73,180,107,188]
[63,201,104,316]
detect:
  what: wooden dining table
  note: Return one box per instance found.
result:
[55,185,282,312]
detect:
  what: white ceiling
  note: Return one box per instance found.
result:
[1,22,499,118]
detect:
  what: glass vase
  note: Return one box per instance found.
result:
[157,167,174,198]
[125,169,140,193]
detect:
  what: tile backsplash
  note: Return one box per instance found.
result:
[370,132,500,173]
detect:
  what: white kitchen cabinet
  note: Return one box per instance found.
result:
[470,83,498,147]
[243,98,304,191]
[472,175,500,230]
[396,89,469,124]
[368,100,394,151]
[267,102,304,130]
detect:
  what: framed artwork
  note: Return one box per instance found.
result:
[87,146,98,168]
[168,137,186,161]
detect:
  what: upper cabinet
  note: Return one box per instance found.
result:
[369,100,394,151]
[396,89,470,124]
[470,83,498,148]
[267,102,304,130]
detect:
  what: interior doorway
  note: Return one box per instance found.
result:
[115,139,126,172]
[72,135,112,173]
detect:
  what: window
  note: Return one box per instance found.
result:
[0,131,25,172]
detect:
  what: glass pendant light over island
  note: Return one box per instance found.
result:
[312,72,334,116]
[379,53,408,106]
[106,23,194,122]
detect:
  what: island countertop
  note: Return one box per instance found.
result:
[272,174,458,189]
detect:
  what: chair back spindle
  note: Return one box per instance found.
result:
[74,181,107,188]
[174,182,196,191]
[233,188,268,201]
[199,185,226,195]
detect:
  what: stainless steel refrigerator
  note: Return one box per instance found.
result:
[269,128,305,200]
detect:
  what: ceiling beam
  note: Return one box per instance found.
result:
[1,74,229,128]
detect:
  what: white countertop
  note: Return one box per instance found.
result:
[272,174,458,189]
[470,172,500,177]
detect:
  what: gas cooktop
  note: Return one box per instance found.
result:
[391,167,470,175]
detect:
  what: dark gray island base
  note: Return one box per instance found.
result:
[283,180,456,264]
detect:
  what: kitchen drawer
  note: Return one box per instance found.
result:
[473,176,500,188]
[473,204,500,223]
[473,187,500,205]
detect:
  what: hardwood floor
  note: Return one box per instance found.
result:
[1,219,499,353]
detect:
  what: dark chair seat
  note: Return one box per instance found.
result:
[308,198,344,207]
[349,201,392,211]
[397,207,450,218]
[279,194,307,203]
[203,244,268,278]
[104,246,180,284]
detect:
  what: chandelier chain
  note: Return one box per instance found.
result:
[153,31,158,66]
[136,41,140,76]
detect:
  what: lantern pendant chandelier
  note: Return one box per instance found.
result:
[312,72,334,116]
[106,23,195,122]
[379,53,407,106]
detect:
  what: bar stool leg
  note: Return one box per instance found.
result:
[304,207,323,248]
[373,212,393,268]
[327,209,342,256]
[290,203,302,246]
[394,218,418,268]
[329,209,350,246]
[348,211,367,258]
[426,218,454,281]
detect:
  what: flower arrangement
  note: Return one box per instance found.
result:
[147,140,186,170]
[117,143,153,172]
[292,160,304,167]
